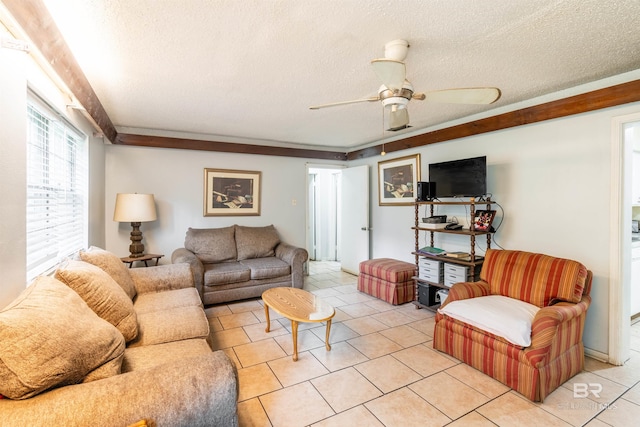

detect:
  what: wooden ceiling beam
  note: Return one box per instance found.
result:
[348,79,640,160]
[3,0,118,142]
[115,134,348,161]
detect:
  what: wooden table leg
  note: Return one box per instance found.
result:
[325,319,332,351]
[264,304,271,333]
[291,320,299,361]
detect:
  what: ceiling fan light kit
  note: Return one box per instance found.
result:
[309,39,501,134]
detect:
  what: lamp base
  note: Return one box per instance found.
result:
[128,222,145,258]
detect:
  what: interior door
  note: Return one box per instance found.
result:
[340,165,370,274]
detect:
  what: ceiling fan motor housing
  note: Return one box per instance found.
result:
[379,84,413,109]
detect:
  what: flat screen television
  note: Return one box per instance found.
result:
[428,156,487,198]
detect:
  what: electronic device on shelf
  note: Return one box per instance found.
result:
[428,156,487,198]
[444,223,463,230]
[422,215,447,224]
[416,181,436,201]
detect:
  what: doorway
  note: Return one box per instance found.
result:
[306,166,343,262]
[610,114,640,365]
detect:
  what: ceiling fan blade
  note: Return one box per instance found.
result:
[388,108,410,131]
[423,87,501,104]
[309,97,379,110]
[371,59,406,91]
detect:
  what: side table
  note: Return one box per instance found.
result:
[120,253,164,268]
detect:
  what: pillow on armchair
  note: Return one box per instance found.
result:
[235,225,280,260]
[0,276,125,399]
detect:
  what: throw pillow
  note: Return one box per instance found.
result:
[235,225,280,260]
[80,246,137,299]
[0,276,125,400]
[55,259,138,342]
[184,226,237,263]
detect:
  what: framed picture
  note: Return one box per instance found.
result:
[204,168,261,216]
[378,154,421,206]
[472,210,496,231]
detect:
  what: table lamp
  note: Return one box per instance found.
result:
[113,193,157,258]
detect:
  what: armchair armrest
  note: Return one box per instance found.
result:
[275,242,308,289]
[171,248,204,299]
[525,295,591,366]
[0,351,238,427]
[435,280,490,320]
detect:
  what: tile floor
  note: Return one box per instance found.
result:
[206,261,640,427]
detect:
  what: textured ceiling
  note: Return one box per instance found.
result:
[40,0,640,151]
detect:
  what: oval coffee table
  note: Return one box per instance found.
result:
[262,287,335,361]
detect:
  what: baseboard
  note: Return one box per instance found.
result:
[584,347,612,364]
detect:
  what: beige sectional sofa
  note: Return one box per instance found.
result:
[172,225,308,305]
[0,247,238,427]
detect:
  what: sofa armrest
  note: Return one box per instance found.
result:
[275,242,308,289]
[171,248,204,299]
[525,295,591,366]
[0,351,238,427]
[128,263,194,295]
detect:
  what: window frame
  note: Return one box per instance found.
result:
[25,92,88,280]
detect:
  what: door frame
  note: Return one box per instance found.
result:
[609,112,640,365]
[305,163,345,263]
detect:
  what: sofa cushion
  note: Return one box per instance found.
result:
[185,226,237,263]
[134,287,202,315]
[235,225,280,260]
[239,257,291,280]
[438,295,540,347]
[0,276,125,400]
[55,259,138,342]
[80,246,137,300]
[204,262,251,286]
[128,305,209,348]
[123,339,211,372]
[481,249,588,307]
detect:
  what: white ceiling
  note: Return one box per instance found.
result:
[41,0,640,151]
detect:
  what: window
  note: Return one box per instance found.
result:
[26,95,87,280]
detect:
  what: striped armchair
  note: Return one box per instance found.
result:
[433,249,592,402]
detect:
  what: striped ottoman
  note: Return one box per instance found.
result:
[357,258,416,305]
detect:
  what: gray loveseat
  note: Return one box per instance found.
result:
[172,225,308,305]
[0,247,238,426]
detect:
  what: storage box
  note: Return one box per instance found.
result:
[419,258,443,282]
[417,284,432,306]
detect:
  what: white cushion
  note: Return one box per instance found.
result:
[438,295,540,347]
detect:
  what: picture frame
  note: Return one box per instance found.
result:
[378,154,421,206]
[203,168,261,216]
[472,210,496,231]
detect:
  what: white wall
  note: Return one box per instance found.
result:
[347,102,640,355]
[0,44,27,309]
[0,41,106,309]
[104,145,315,260]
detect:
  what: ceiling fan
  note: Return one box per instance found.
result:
[309,40,501,131]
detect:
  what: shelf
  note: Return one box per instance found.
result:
[413,300,440,311]
[415,199,496,206]
[413,251,485,267]
[412,226,494,236]
[413,276,452,290]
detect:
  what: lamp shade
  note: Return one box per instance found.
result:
[113,193,157,222]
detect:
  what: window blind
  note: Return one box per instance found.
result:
[26,97,87,280]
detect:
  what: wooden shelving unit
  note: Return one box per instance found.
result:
[413,198,495,311]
